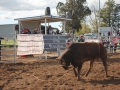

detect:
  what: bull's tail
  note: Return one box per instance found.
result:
[99,43,107,60]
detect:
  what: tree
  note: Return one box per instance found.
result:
[76,22,91,35]
[88,1,99,33]
[111,4,120,30]
[100,0,120,31]
[56,0,91,33]
[100,0,115,27]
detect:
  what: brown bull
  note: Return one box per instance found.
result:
[56,42,108,81]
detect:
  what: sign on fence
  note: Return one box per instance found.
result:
[43,35,66,51]
[17,34,44,55]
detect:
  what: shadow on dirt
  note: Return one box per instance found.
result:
[107,58,120,62]
[88,76,120,85]
[0,60,59,66]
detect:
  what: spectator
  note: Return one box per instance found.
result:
[22,26,31,34]
[78,36,84,42]
[109,37,118,53]
[99,32,101,36]
[66,38,72,47]
[102,39,108,48]
[33,29,38,34]
[117,30,119,36]
[112,37,119,53]
[109,41,114,53]
[47,25,53,35]
[56,29,60,34]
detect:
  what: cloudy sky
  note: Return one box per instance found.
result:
[0,0,119,29]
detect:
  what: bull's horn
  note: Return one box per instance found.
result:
[55,58,59,61]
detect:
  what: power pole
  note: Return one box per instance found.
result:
[98,0,100,39]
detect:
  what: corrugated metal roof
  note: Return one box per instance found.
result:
[14,15,72,23]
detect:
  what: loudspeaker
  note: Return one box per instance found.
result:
[45,7,51,15]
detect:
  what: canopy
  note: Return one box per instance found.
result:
[14,15,72,34]
[14,15,71,23]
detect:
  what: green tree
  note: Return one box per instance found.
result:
[76,21,91,35]
[56,0,91,33]
[100,0,115,27]
[100,0,120,30]
[111,4,120,30]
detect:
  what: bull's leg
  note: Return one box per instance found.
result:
[73,67,77,77]
[77,63,82,81]
[85,61,94,76]
[102,60,108,77]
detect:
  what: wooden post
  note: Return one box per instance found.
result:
[0,40,1,60]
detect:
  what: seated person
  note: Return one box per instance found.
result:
[47,25,53,35]
[22,26,31,34]
[33,29,38,34]
[56,29,60,34]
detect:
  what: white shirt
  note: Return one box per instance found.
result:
[49,29,52,34]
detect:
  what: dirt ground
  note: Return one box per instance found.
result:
[0,52,120,90]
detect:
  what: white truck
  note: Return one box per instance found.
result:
[99,27,113,36]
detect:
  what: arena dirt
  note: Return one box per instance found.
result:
[0,53,120,90]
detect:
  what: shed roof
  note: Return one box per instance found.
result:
[14,15,72,23]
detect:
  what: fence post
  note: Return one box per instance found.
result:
[58,35,60,56]
[45,51,47,60]
[0,40,1,60]
[14,31,17,63]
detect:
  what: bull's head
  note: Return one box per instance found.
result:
[56,58,69,70]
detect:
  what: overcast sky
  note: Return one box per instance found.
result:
[0,0,119,29]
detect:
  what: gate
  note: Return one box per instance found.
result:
[0,32,17,63]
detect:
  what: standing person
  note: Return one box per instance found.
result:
[109,37,118,53]
[109,41,114,53]
[99,32,101,36]
[117,30,119,36]
[78,36,84,42]
[66,38,72,47]
[33,29,38,34]
[56,29,60,34]
[112,37,119,53]
[102,39,108,49]
[47,25,53,35]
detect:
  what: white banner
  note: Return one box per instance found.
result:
[85,39,100,43]
[17,34,44,55]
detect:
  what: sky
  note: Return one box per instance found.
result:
[0,0,119,30]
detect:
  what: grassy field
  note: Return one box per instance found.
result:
[1,40,17,45]
[1,40,17,48]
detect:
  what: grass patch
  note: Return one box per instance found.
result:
[1,40,17,48]
[1,40,17,45]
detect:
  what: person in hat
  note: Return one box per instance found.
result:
[33,29,38,34]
